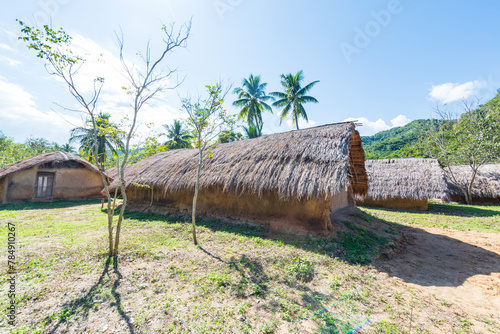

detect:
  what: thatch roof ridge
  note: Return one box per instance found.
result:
[447,164,500,198]
[362,158,449,200]
[0,152,100,179]
[109,122,368,200]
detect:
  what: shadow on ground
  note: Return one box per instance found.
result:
[121,203,500,288]
[44,260,136,334]
[371,202,500,218]
[372,222,500,287]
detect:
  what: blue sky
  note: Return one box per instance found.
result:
[1,0,499,145]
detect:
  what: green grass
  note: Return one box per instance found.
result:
[0,200,498,333]
[360,201,500,232]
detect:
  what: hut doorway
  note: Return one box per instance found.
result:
[34,172,55,199]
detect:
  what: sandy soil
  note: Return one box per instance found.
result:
[374,225,500,327]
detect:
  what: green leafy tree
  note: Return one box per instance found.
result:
[425,99,500,204]
[60,143,75,153]
[270,70,319,130]
[232,74,273,131]
[0,133,58,168]
[242,124,262,139]
[163,119,193,149]
[24,138,55,155]
[70,112,124,167]
[129,123,169,164]
[217,129,243,143]
[184,83,236,245]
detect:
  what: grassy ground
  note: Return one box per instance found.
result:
[0,200,498,333]
[362,201,500,233]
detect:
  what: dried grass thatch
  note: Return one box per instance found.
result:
[109,122,367,200]
[361,158,449,200]
[0,152,100,179]
[106,166,118,180]
[446,164,500,199]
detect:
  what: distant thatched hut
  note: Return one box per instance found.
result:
[0,152,106,204]
[357,158,448,210]
[109,122,368,234]
[446,164,500,204]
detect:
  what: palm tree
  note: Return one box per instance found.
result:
[232,74,274,131]
[270,70,319,130]
[163,119,192,149]
[60,143,76,153]
[70,112,123,166]
[243,124,262,139]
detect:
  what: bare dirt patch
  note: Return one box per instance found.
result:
[374,225,500,333]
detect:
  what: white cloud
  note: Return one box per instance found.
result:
[19,33,184,144]
[0,43,14,52]
[0,55,21,66]
[0,77,83,143]
[429,81,485,104]
[342,114,412,136]
[286,118,316,129]
[390,114,411,128]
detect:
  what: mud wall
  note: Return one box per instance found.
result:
[2,166,105,203]
[357,197,428,211]
[125,186,351,234]
[50,167,104,199]
[3,168,38,202]
[448,194,500,205]
[0,177,6,203]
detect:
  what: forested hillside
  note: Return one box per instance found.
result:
[361,119,432,159]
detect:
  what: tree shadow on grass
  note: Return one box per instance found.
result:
[427,202,500,218]
[363,202,500,218]
[43,259,135,334]
[0,199,103,211]
[122,206,500,289]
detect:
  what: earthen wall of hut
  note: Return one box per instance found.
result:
[125,186,354,234]
[448,194,500,205]
[357,197,428,210]
[1,166,104,203]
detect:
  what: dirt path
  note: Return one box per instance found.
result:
[375,226,500,323]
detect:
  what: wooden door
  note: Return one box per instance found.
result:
[34,172,55,198]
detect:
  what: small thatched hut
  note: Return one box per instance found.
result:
[357,158,448,210]
[0,152,107,204]
[446,164,500,204]
[109,122,368,233]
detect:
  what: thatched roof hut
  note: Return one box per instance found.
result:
[357,158,448,210]
[110,122,367,233]
[0,152,107,203]
[446,164,500,203]
[106,166,118,180]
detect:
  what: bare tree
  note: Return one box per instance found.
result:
[113,21,191,256]
[18,20,191,259]
[18,21,118,256]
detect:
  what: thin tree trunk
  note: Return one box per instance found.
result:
[295,114,299,130]
[192,148,203,245]
[107,201,114,257]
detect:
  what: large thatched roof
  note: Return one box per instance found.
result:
[110,122,367,200]
[0,152,100,179]
[446,164,500,198]
[362,158,449,200]
[106,166,118,180]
